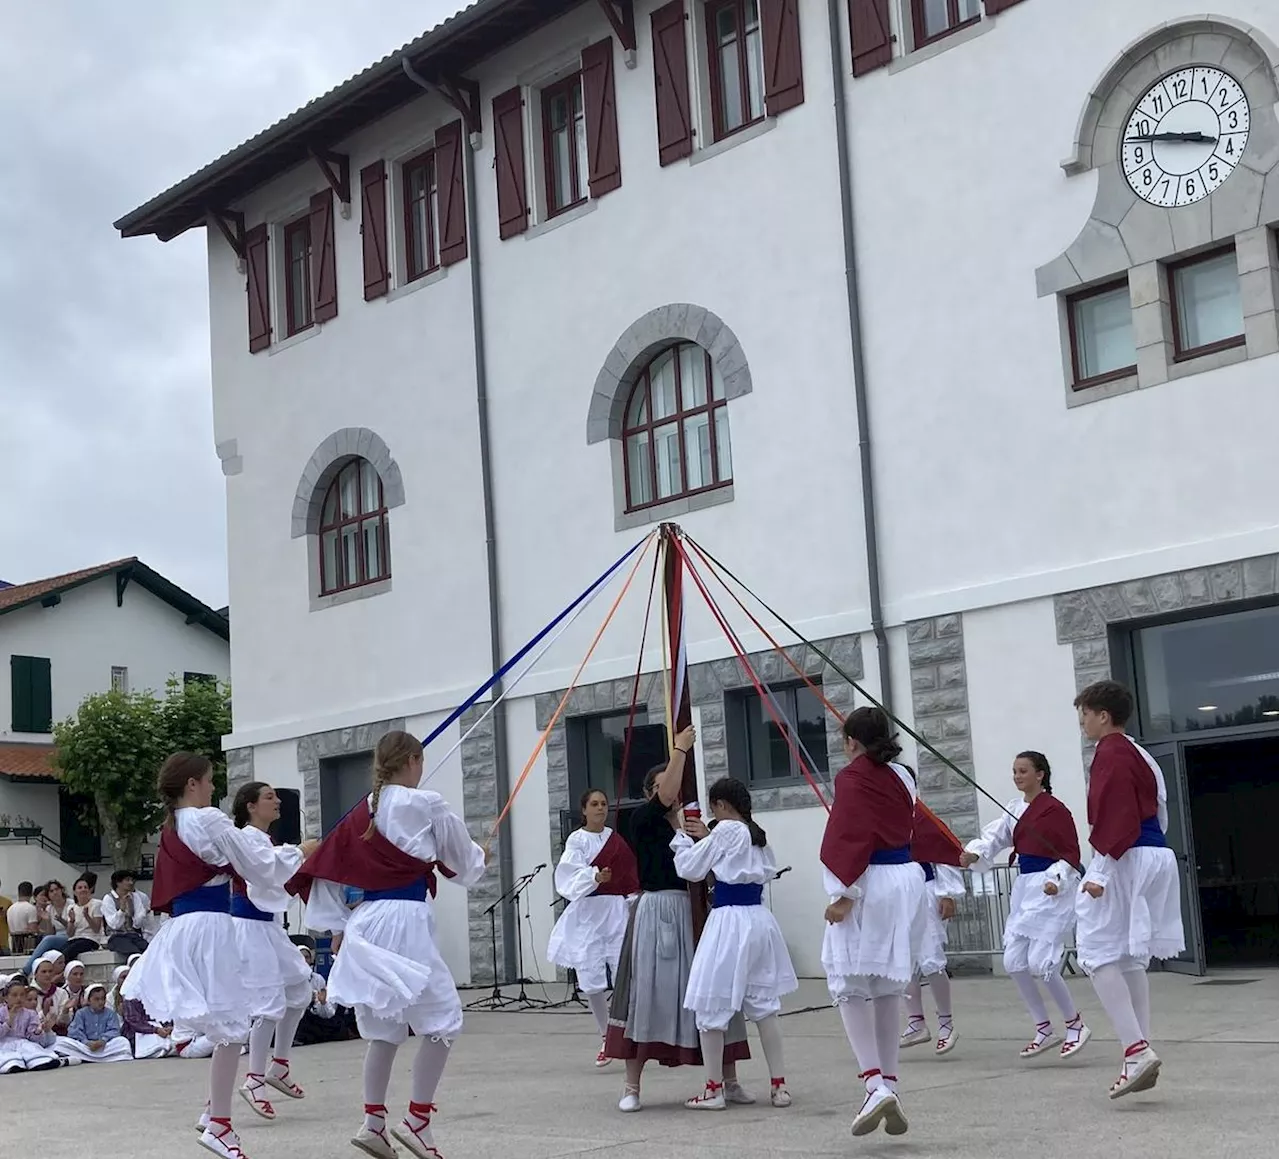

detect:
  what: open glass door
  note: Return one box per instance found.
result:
[1146,741,1205,975]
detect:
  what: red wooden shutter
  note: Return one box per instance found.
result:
[309,188,338,323]
[762,0,804,114]
[984,0,1027,12]
[244,223,271,353]
[849,0,892,76]
[582,37,622,197]
[434,120,468,266]
[651,1,693,166]
[360,160,389,300]
[492,87,529,239]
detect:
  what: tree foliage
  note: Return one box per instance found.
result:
[52,677,231,871]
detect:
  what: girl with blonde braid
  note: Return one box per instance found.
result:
[292,730,487,1159]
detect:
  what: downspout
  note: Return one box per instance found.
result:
[824,3,893,714]
[402,58,517,982]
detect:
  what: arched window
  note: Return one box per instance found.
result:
[318,458,390,594]
[621,343,732,511]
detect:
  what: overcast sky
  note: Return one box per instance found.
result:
[0,1,468,608]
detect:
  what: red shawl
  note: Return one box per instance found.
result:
[820,755,914,889]
[1087,733,1159,859]
[286,798,455,903]
[150,826,232,914]
[910,802,964,868]
[591,830,640,897]
[1012,792,1081,866]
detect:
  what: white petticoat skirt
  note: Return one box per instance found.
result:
[232,916,314,1009]
[0,1039,58,1073]
[54,1036,133,1063]
[121,911,288,1044]
[823,864,931,1002]
[684,903,798,1030]
[1003,869,1078,980]
[327,897,462,1044]
[1075,847,1184,973]
[547,894,629,994]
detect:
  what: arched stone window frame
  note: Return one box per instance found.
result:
[291,427,406,609]
[586,304,753,531]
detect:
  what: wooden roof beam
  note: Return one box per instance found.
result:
[596,0,637,64]
[309,147,352,210]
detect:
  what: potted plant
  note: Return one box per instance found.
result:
[11,815,41,838]
[0,813,10,838]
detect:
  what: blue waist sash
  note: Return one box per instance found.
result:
[869,846,911,865]
[922,863,936,882]
[172,882,230,917]
[364,880,428,904]
[230,894,274,922]
[1018,854,1055,875]
[712,882,764,908]
[1133,815,1165,849]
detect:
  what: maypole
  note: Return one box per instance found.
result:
[660,522,708,941]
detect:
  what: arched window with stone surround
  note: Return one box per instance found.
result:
[621,343,732,511]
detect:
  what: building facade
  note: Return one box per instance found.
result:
[119,0,1279,980]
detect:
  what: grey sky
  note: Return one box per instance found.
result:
[0,1,467,608]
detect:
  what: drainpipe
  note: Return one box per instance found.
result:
[824,2,893,714]
[402,58,517,982]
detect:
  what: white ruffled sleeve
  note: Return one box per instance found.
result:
[304,881,352,934]
[555,831,602,902]
[671,821,746,882]
[204,810,304,891]
[421,794,487,889]
[931,863,966,898]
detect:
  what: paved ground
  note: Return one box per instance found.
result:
[6,971,1276,1158]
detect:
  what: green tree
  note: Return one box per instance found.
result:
[51,678,232,870]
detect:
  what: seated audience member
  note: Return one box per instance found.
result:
[0,880,12,952]
[116,965,178,1059]
[0,975,60,1073]
[52,961,88,1033]
[102,870,150,958]
[172,1023,218,1059]
[31,954,65,1018]
[293,941,357,1045]
[62,983,132,1063]
[28,875,105,972]
[6,882,39,955]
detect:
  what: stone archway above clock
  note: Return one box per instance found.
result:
[1036,17,1278,297]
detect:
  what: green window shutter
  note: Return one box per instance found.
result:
[11,655,52,732]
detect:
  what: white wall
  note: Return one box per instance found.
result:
[963,598,1090,850]
[0,575,229,740]
[0,782,60,836]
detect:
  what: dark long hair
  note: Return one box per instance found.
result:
[842,707,902,765]
[232,781,272,828]
[707,777,767,847]
[157,753,212,826]
[1015,751,1053,794]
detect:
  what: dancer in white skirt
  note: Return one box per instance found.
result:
[673,776,798,1110]
[547,788,638,1066]
[901,863,965,1055]
[1072,681,1184,1100]
[230,781,318,1119]
[296,729,487,1159]
[960,751,1092,1059]
[122,753,317,1159]
[820,707,931,1138]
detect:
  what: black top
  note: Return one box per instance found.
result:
[630,796,686,893]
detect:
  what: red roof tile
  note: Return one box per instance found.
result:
[0,743,58,782]
[0,558,136,615]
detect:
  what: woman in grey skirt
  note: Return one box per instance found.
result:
[604,725,751,1112]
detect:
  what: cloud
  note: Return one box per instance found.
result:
[0,1,466,606]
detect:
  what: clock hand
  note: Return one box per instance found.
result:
[1126,131,1218,144]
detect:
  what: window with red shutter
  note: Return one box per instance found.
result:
[360,160,389,300]
[706,0,766,141]
[310,189,338,323]
[402,149,439,281]
[582,38,622,198]
[651,1,693,165]
[761,0,803,114]
[848,0,893,76]
[911,0,980,47]
[283,216,313,336]
[435,120,468,266]
[493,86,530,239]
[541,74,589,217]
[244,224,271,353]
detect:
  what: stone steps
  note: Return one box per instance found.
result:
[0,948,121,983]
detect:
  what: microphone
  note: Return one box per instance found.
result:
[534,863,547,871]
[773,866,792,880]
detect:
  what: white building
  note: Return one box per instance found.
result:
[0,558,230,889]
[117,0,1278,981]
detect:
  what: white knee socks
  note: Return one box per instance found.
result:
[586,991,610,1038]
[1011,970,1049,1024]
[699,1029,726,1085]
[1120,960,1151,1041]
[904,979,925,1021]
[362,1040,399,1130]
[1090,963,1144,1048]
[247,1017,275,1077]
[754,1014,786,1080]
[1042,972,1079,1022]
[411,1035,451,1106]
[927,971,953,1021]
[838,1000,880,1088]
[872,995,902,1088]
[209,1042,242,1119]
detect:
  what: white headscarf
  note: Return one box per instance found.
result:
[112,965,129,985]
[38,950,64,966]
[127,953,144,967]
[84,983,107,1001]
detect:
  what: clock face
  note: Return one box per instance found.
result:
[1121,67,1249,207]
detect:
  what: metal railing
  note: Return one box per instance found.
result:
[944,864,1078,974]
[0,833,152,876]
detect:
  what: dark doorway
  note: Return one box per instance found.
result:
[1184,735,1278,966]
[319,754,373,835]
[58,788,101,865]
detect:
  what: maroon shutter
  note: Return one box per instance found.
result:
[762,0,804,114]
[434,120,468,266]
[492,87,529,239]
[244,224,271,353]
[582,37,622,197]
[651,1,693,166]
[309,189,338,323]
[849,0,892,76]
[984,0,1027,12]
[360,160,389,300]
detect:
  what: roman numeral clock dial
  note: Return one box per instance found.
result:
[1122,67,1250,207]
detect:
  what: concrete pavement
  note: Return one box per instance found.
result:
[4,971,1275,1158]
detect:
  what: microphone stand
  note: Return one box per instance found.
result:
[504,865,549,1010]
[466,866,545,1011]
[544,896,588,1011]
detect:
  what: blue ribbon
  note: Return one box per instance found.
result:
[1018,854,1055,875]
[171,882,230,917]
[869,846,911,865]
[713,882,764,907]
[364,881,429,903]
[1133,815,1165,849]
[230,894,274,921]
